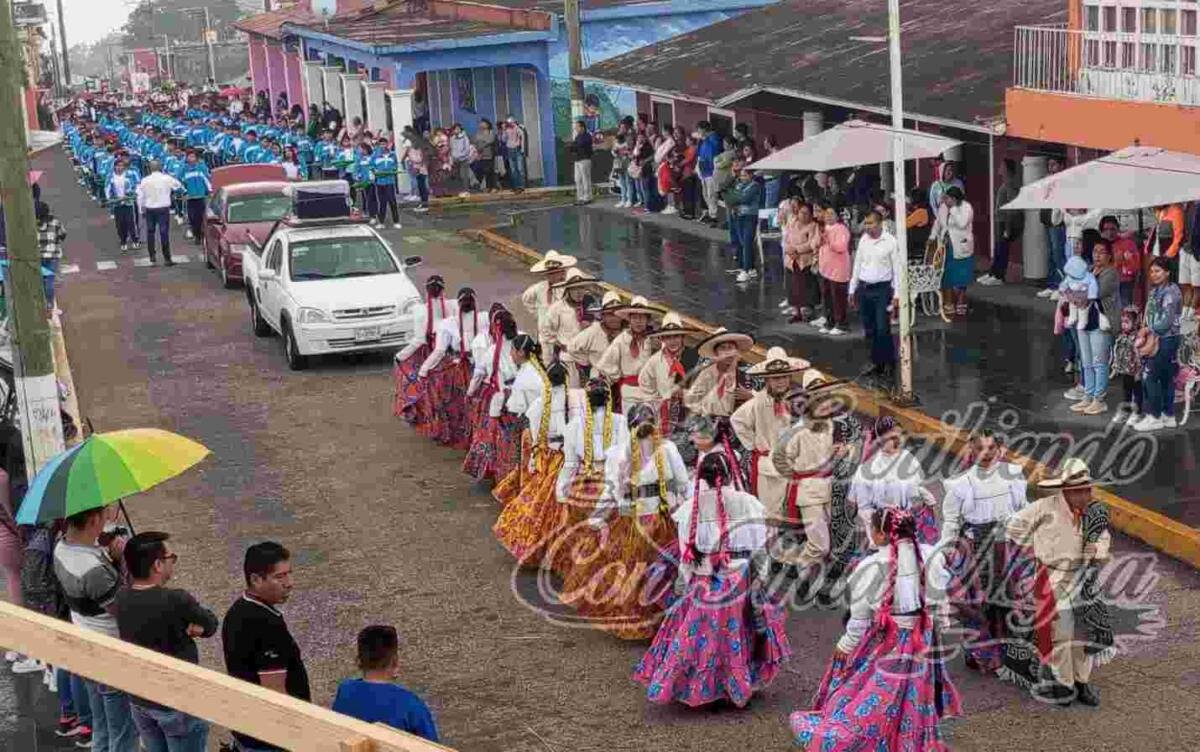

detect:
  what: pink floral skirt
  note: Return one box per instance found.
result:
[393,343,433,436]
[426,358,472,449]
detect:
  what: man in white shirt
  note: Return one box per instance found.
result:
[136,160,183,266]
[847,212,902,380]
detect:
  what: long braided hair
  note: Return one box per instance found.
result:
[872,507,929,650]
[424,277,447,344]
[683,452,732,570]
[582,377,614,471]
[628,404,669,516]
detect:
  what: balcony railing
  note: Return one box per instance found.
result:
[1013,24,1200,106]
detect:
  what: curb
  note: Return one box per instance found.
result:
[460,226,1200,569]
[430,185,576,209]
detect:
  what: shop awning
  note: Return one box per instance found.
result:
[1003,146,1200,210]
[746,119,962,173]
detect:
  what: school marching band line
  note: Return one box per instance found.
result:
[394,252,1117,747]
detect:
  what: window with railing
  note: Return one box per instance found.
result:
[1162,8,1178,35]
[1142,41,1159,71]
[1122,7,1138,32]
[1163,43,1178,72]
[1184,9,1197,36]
[1087,6,1100,31]
[1142,7,1158,34]
[1184,44,1198,75]
[1104,6,1118,32]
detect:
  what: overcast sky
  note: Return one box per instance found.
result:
[60,0,132,47]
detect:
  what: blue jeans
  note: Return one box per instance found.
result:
[58,669,91,723]
[617,171,632,203]
[1076,328,1112,399]
[732,214,757,271]
[859,282,897,368]
[1144,334,1180,418]
[506,148,526,190]
[1046,225,1066,288]
[84,680,136,752]
[763,176,781,210]
[130,703,210,752]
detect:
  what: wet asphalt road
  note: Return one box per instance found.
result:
[14,147,1200,752]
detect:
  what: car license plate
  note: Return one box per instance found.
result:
[355,326,381,342]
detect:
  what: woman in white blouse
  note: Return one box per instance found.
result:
[494,334,550,506]
[932,185,975,318]
[416,287,489,450]
[849,416,938,548]
[462,310,521,482]
[790,507,960,748]
[634,452,792,707]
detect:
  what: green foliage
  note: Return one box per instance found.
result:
[122,0,242,47]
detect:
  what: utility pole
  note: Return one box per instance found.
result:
[564,0,584,122]
[203,7,216,83]
[55,0,70,86]
[162,34,172,82]
[0,0,66,474]
[888,0,915,404]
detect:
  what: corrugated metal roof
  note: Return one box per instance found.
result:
[233,8,321,41]
[578,0,1067,126]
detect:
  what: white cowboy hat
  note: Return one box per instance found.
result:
[747,346,811,377]
[646,311,704,340]
[1037,457,1094,488]
[586,290,624,314]
[552,268,604,292]
[528,249,578,274]
[800,368,849,394]
[697,327,755,359]
[614,295,664,320]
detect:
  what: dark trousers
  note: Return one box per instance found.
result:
[989,236,1011,280]
[858,281,896,367]
[788,265,819,310]
[732,214,757,271]
[472,160,497,190]
[1120,374,1144,410]
[375,184,399,223]
[186,198,206,242]
[680,175,699,218]
[144,208,171,261]
[1144,334,1180,418]
[414,174,430,206]
[820,276,848,327]
[358,185,378,219]
[113,205,135,245]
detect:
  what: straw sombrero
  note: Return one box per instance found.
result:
[697,327,755,359]
[553,268,604,293]
[529,249,578,274]
[646,311,704,340]
[747,346,811,377]
[614,295,664,319]
[1037,457,1094,489]
[586,290,624,314]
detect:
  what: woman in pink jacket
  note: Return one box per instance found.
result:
[812,204,851,336]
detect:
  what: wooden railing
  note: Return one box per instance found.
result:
[0,601,454,752]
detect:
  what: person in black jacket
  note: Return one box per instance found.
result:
[571,119,594,205]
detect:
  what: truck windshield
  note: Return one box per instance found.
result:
[226,195,291,223]
[289,237,399,280]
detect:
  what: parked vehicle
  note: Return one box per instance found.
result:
[241,183,424,370]
[203,166,291,288]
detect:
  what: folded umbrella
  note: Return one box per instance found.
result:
[15,428,210,525]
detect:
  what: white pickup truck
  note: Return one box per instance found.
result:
[242,215,424,370]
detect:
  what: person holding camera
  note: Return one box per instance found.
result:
[53,505,135,752]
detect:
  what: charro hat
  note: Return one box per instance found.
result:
[586,290,624,314]
[747,346,811,377]
[697,327,755,359]
[646,311,704,340]
[800,369,849,394]
[614,295,663,320]
[552,268,603,292]
[1037,457,1094,489]
[529,249,578,274]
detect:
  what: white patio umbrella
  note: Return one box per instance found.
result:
[746,119,962,173]
[1002,146,1200,211]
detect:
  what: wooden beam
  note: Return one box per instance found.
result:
[0,602,452,752]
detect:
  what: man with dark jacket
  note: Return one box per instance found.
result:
[980,158,1025,286]
[570,120,594,204]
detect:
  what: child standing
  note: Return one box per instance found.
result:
[332,625,439,742]
[1110,306,1143,425]
[36,201,66,310]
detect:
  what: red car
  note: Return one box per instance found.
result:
[203,165,292,288]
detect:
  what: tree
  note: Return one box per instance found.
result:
[122,0,243,48]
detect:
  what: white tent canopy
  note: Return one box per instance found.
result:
[1003,146,1200,211]
[746,119,963,173]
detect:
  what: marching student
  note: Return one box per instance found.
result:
[180,151,212,242]
[105,157,139,252]
[371,138,402,229]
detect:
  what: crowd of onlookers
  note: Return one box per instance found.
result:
[1,492,439,751]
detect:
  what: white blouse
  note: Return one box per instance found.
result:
[849,448,934,535]
[525,386,572,450]
[472,338,519,417]
[673,483,768,579]
[556,408,629,500]
[395,298,458,362]
[939,462,1027,543]
[506,361,547,417]
[418,311,489,377]
[597,438,690,517]
[838,542,950,653]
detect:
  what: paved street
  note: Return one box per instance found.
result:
[12,147,1200,751]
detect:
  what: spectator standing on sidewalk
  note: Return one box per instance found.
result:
[471,119,498,192]
[116,532,218,752]
[449,123,473,197]
[136,160,183,266]
[725,167,762,283]
[54,506,136,752]
[927,161,964,216]
[933,186,976,318]
[1103,215,1142,309]
[611,124,634,208]
[678,134,699,219]
[0,467,40,676]
[1181,202,1200,319]
[571,120,594,205]
[848,211,903,381]
[332,625,439,742]
[781,200,821,323]
[979,159,1023,287]
[813,203,851,336]
[695,121,722,225]
[1037,158,1068,301]
[1134,257,1183,432]
[35,201,66,310]
[222,542,310,752]
[501,117,527,192]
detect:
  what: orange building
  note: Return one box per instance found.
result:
[1006,0,1200,154]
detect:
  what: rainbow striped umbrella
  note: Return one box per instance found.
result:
[15,429,210,525]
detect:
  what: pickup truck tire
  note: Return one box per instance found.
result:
[249,297,271,338]
[282,319,308,371]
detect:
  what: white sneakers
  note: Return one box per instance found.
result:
[1037,288,1055,298]
[977,274,1002,286]
[11,657,43,674]
[1064,386,1086,401]
[391,223,402,230]
[662,206,678,215]
[1064,361,1075,375]
[1050,290,1062,301]
[735,270,751,283]
[184,229,193,240]
[810,316,828,329]
[1132,414,1179,432]
[120,243,128,252]
[616,201,629,208]
[827,327,846,336]
[778,299,791,309]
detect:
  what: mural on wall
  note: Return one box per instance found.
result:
[547,12,734,139]
[454,68,476,113]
